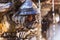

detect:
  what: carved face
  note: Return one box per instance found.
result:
[27,15,33,22]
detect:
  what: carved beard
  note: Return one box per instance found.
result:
[12,13,26,25]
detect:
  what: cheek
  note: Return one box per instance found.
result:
[30,17,33,20]
[29,18,33,21]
